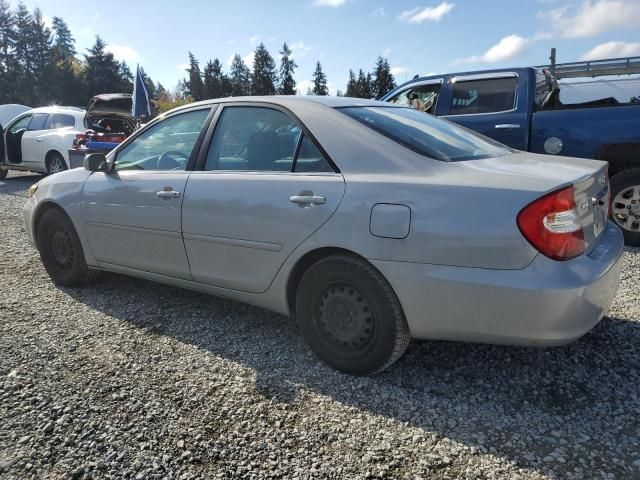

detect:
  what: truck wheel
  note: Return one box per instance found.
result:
[610,168,640,247]
[0,169,7,179]
[36,208,97,286]
[295,254,411,375]
[46,152,67,175]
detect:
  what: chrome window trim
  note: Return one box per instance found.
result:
[447,73,519,117]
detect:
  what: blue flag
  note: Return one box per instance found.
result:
[132,64,151,118]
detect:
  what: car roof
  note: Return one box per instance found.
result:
[165,95,399,116]
[28,106,85,115]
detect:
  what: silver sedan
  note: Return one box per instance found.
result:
[23,96,624,375]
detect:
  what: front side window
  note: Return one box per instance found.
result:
[450,77,517,115]
[387,83,441,114]
[28,113,48,131]
[340,106,514,162]
[8,115,32,134]
[115,109,210,171]
[205,106,301,172]
[48,114,76,129]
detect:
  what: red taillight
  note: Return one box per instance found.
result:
[517,186,584,261]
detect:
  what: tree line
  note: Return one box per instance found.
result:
[0,0,399,112]
[181,43,397,101]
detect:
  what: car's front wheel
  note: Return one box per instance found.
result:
[36,208,97,286]
[295,254,411,375]
[46,152,67,175]
[610,168,640,247]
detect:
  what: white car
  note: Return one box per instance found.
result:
[0,106,86,178]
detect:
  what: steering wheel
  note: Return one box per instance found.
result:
[157,150,190,170]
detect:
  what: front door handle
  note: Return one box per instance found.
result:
[494,124,521,129]
[290,194,326,205]
[36,138,43,142]
[156,189,181,199]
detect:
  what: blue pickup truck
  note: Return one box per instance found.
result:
[381,66,640,246]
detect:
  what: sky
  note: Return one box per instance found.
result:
[17,0,640,94]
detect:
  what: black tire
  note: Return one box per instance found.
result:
[295,254,411,375]
[610,168,640,247]
[36,208,97,286]
[0,169,7,179]
[46,152,67,175]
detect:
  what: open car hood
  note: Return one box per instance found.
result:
[84,94,136,130]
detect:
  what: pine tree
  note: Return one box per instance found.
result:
[138,66,156,99]
[229,54,251,96]
[311,61,328,95]
[51,16,75,57]
[345,70,357,97]
[251,43,277,95]
[0,0,15,103]
[336,89,343,97]
[84,36,125,98]
[50,16,83,105]
[203,58,228,99]
[278,42,297,95]
[118,61,134,92]
[354,69,372,98]
[372,56,396,99]
[185,51,204,101]
[12,3,34,104]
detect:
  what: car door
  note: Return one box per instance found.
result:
[4,114,32,164]
[441,73,528,150]
[81,107,212,279]
[182,104,345,293]
[20,113,49,165]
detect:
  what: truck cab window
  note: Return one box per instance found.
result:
[450,77,517,115]
[387,83,441,114]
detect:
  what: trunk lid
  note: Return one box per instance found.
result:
[84,94,136,135]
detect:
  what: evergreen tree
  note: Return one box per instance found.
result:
[51,16,75,57]
[0,0,15,103]
[251,42,277,95]
[138,66,156,99]
[185,51,204,101]
[354,69,372,98]
[229,53,251,96]
[336,89,344,97]
[278,42,297,95]
[50,16,83,105]
[311,61,328,95]
[12,3,34,104]
[372,56,396,99]
[84,36,125,98]
[118,61,134,92]
[345,69,357,97]
[203,58,228,99]
[30,8,53,102]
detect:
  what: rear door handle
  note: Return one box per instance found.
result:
[289,195,326,205]
[494,124,521,129]
[36,138,43,142]
[156,189,181,199]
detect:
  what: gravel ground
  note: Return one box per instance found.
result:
[1,171,639,480]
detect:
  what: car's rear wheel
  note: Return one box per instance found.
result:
[295,254,411,375]
[610,168,640,247]
[46,152,67,175]
[36,208,97,286]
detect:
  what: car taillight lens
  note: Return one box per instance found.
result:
[517,186,584,261]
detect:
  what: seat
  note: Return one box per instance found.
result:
[247,131,281,171]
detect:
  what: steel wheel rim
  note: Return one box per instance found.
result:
[50,156,65,173]
[611,185,640,233]
[316,283,376,355]
[50,226,74,270]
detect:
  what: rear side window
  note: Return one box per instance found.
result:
[339,106,514,162]
[450,77,517,115]
[294,135,333,173]
[48,114,76,129]
[28,113,48,131]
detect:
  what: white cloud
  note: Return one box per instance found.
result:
[243,52,255,69]
[249,35,260,45]
[390,66,410,76]
[382,47,392,57]
[313,0,347,6]
[581,41,640,60]
[399,2,454,23]
[371,7,386,17]
[540,0,640,38]
[298,79,313,95]
[454,34,528,64]
[290,41,312,58]
[105,44,141,64]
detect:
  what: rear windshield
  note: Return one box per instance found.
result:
[339,106,514,162]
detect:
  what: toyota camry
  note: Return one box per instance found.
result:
[23,96,624,375]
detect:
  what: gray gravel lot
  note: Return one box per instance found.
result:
[1,171,639,480]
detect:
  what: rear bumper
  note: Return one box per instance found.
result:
[372,222,624,346]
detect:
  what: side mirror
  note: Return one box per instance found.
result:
[84,153,107,172]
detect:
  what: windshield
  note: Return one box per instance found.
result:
[339,106,515,162]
